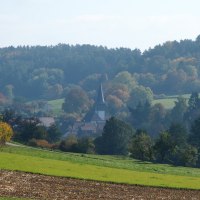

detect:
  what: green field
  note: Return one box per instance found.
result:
[1,146,200,189]
[153,93,191,109]
[48,98,64,115]
[152,98,177,109]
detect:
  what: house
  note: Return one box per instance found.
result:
[39,117,55,128]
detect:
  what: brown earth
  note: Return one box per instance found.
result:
[0,170,200,200]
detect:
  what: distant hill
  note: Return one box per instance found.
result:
[0,35,200,100]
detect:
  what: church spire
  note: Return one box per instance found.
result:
[94,83,106,121]
[96,83,105,104]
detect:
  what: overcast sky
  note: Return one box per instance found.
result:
[0,0,200,51]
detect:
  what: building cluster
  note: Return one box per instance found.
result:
[66,84,107,137]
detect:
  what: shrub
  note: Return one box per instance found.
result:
[28,138,53,149]
[0,122,13,146]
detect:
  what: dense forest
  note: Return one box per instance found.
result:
[0,35,200,101]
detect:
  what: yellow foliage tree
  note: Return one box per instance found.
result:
[0,122,13,146]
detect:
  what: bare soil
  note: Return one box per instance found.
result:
[0,170,200,200]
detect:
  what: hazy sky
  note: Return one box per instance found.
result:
[1,0,200,51]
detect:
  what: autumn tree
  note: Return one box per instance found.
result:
[62,88,90,114]
[0,122,13,146]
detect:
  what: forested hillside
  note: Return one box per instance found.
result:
[0,35,200,100]
[2,37,200,168]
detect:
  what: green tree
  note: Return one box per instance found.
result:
[47,124,62,143]
[178,145,198,167]
[190,116,200,148]
[128,86,153,109]
[2,109,16,124]
[80,73,102,91]
[95,117,134,155]
[184,92,200,125]
[148,103,166,136]
[154,123,188,164]
[129,101,151,129]
[170,97,187,124]
[188,92,200,110]
[154,131,172,162]
[113,71,137,91]
[16,118,47,142]
[130,130,154,161]
[168,123,187,148]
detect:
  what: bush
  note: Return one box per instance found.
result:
[28,138,37,147]
[76,137,95,154]
[35,139,53,149]
[28,138,53,149]
[59,134,78,152]
[0,122,13,146]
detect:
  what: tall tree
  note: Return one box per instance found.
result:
[130,130,153,161]
[95,117,134,155]
[154,131,172,162]
[47,124,62,143]
[170,97,187,124]
[190,117,200,148]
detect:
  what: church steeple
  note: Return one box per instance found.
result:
[95,83,106,121]
[96,83,105,104]
[82,76,107,122]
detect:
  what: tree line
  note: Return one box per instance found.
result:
[0,36,200,102]
[1,92,200,168]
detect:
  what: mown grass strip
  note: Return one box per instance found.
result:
[2,146,200,178]
[1,152,200,189]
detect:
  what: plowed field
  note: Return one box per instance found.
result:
[0,170,200,200]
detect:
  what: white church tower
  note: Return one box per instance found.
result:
[95,83,106,121]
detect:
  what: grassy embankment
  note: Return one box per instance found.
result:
[1,145,200,190]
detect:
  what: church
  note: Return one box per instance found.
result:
[67,83,107,137]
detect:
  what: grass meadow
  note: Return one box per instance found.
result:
[48,98,64,115]
[1,146,200,189]
[152,94,191,109]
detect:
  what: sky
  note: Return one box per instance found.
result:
[0,0,200,51]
